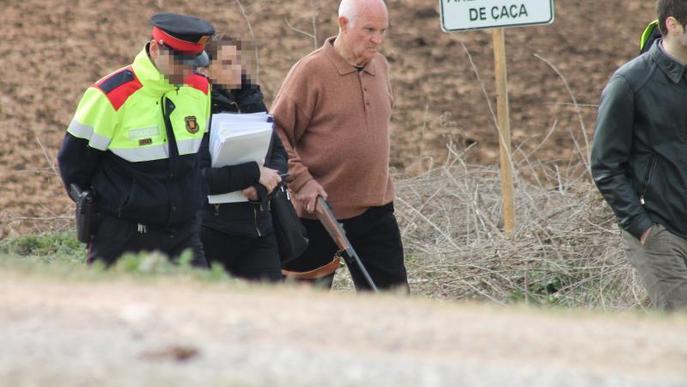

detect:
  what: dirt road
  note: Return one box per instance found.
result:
[0,271,685,387]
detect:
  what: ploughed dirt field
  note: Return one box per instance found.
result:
[0,0,655,236]
[1,271,686,387]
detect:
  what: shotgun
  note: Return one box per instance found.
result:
[314,196,379,292]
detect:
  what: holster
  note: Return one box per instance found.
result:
[69,184,98,243]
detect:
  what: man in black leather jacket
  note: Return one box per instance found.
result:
[198,37,286,281]
[591,0,687,310]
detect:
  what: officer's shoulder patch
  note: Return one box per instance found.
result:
[95,66,143,111]
[184,73,209,95]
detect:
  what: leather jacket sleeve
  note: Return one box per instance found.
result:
[591,75,653,239]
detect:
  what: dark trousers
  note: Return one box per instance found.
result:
[283,202,408,291]
[87,215,208,268]
[201,226,282,282]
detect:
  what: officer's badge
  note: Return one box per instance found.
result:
[185,116,199,134]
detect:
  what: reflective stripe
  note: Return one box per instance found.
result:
[111,138,200,160]
[89,133,111,151]
[110,144,169,162]
[67,119,94,140]
[177,137,203,155]
[127,126,160,140]
[68,119,111,150]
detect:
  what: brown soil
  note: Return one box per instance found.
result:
[0,0,655,236]
[1,271,686,386]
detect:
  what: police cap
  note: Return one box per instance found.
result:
[150,12,215,67]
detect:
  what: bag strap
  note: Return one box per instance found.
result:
[281,257,340,280]
[640,20,660,54]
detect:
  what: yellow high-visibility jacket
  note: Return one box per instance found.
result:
[58,45,211,227]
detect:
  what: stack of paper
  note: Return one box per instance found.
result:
[208,112,274,204]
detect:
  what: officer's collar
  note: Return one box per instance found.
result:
[651,40,687,84]
[131,44,177,93]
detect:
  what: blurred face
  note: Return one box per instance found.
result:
[340,4,388,65]
[150,40,195,85]
[208,44,243,89]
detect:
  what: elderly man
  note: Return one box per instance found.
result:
[272,0,408,291]
[58,13,214,267]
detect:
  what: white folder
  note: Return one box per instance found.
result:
[208,112,274,204]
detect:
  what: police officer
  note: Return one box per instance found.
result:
[58,13,215,267]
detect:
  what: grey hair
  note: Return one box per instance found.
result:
[338,0,357,23]
[338,0,386,24]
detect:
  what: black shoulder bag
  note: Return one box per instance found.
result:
[271,182,309,262]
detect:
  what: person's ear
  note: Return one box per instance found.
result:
[666,16,682,35]
[338,16,349,33]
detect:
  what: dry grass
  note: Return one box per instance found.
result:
[374,144,646,310]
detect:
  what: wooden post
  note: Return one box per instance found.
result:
[491,28,515,235]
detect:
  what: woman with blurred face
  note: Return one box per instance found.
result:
[197,36,288,282]
[207,41,243,89]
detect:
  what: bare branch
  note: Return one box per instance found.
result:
[234,0,260,84]
[533,53,592,178]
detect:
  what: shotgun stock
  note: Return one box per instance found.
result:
[314,196,378,292]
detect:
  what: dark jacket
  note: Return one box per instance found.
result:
[591,41,687,239]
[199,80,288,237]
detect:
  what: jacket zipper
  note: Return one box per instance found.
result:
[640,157,657,205]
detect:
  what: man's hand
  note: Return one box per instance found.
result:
[296,179,327,214]
[640,225,654,246]
[259,166,281,194]
[242,187,258,201]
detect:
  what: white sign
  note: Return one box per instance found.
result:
[440,0,554,32]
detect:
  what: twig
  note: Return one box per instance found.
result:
[533,53,591,178]
[34,134,58,177]
[284,12,319,50]
[395,196,461,251]
[234,0,260,84]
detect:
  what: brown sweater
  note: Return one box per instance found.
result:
[271,37,395,219]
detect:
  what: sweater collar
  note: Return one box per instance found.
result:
[651,40,687,84]
[324,36,376,76]
[131,44,176,94]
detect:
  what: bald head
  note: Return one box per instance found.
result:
[338,0,388,26]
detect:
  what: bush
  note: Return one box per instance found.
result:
[0,232,229,282]
[0,231,84,263]
[393,153,646,310]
